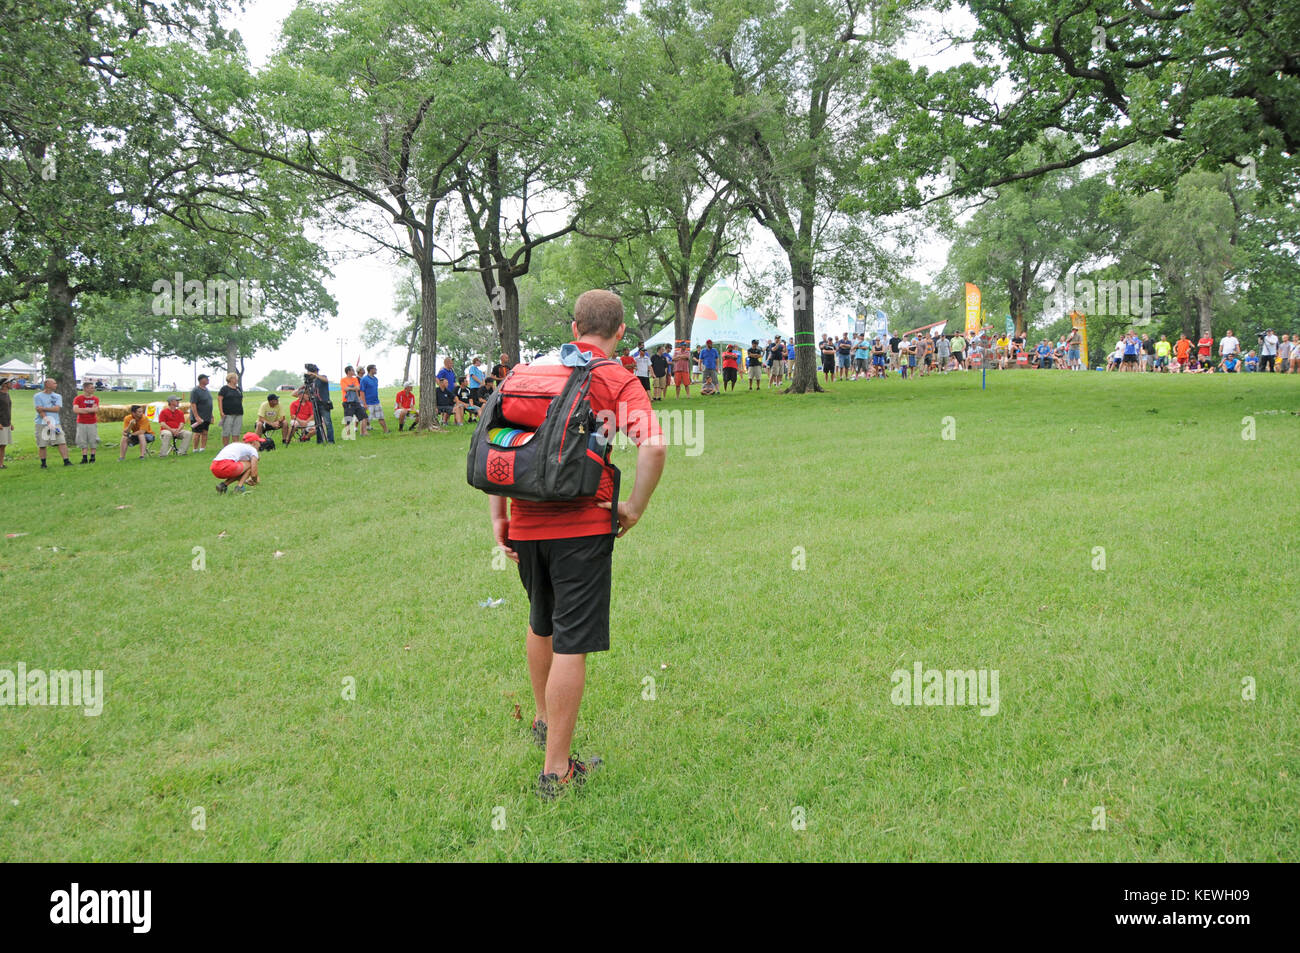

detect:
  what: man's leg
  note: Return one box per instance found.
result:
[160,431,173,456]
[543,653,587,777]
[527,627,552,726]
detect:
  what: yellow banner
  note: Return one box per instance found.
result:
[964,283,981,334]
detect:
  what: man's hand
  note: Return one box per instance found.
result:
[492,518,518,563]
[598,501,642,538]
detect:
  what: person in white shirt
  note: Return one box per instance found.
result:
[1260,330,1279,372]
[1219,331,1240,359]
[209,432,261,494]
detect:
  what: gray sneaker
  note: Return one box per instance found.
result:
[536,755,602,800]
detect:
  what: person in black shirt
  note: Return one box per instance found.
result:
[216,373,244,447]
[820,336,836,383]
[454,376,477,423]
[746,339,763,390]
[650,346,669,400]
[435,377,458,425]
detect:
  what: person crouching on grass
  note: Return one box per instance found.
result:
[211,432,261,494]
[492,289,667,800]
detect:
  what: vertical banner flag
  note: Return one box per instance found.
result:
[875,309,889,341]
[1005,314,1015,337]
[964,283,981,334]
[1070,311,1088,367]
[854,304,867,337]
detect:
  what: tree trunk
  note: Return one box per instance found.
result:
[47,274,78,431]
[415,253,441,431]
[225,336,239,383]
[672,288,694,347]
[497,273,520,366]
[786,250,823,393]
[402,320,417,385]
[1194,295,1212,340]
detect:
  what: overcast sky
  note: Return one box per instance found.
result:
[98,0,970,389]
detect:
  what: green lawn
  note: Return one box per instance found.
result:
[1,372,1296,861]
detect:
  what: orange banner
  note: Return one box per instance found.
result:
[964,283,981,334]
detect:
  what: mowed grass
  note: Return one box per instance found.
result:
[0,372,1297,861]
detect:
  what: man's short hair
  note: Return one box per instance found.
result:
[574,289,624,338]
[198,374,209,382]
[267,394,278,402]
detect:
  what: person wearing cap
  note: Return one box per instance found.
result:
[0,378,12,470]
[394,382,416,430]
[157,396,192,456]
[72,378,101,464]
[698,339,719,393]
[255,393,290,445]
[210,432,261,493]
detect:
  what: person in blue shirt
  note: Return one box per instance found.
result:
[437,358,457,391]
[699,340,720,393]
[360,364,386,433]
[1036,340,1053,369]
[467,357,487,400]
[1242,352,1258,372]
[33,378,72,467]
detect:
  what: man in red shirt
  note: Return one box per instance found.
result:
[394,382,416,430]
[491,290,667,799]
[1196,333,1214,369]
[157,396,192,456]
[289,390,317,441]
[72,379,101,464]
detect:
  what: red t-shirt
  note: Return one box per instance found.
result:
[72,394,99,425]
[1197,337,1213,356]
[395,390,414,409]
[158,407,185,429]
[290,399,313,421]
[507,344,661,541]
[722,350,739,370]
[619,355,636,372]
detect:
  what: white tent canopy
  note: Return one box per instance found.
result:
[0,358,39,377]
[644,280,780,348]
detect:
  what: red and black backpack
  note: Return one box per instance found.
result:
[466,359,620,535]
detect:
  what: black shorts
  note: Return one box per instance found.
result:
[344,401,367,419]
[191,419,210,433]
[509,534,614,655]
[821,355,835,372]
[637,375,650,391]
[723,367,738,383]
[126,433,155,445]
[1122,353,1137,363]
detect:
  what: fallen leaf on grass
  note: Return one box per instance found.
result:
[114,504,131,510]
[217,531,228,539]
[511,703,522,721]
[272,550,285,558]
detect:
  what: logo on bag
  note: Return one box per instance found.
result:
[485,449,514,485]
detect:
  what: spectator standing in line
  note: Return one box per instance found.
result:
[217,372,244,446]
[188,374,213,452]
[467,357,487,403]
[649,345,669,401]
[746,339,764,391]
[1259,329,1278,372]
[34,378,71,468]
[0,378,12,470]
[72,378,101,464]
[361,364,387,433]
[721,344,739,392]
[672,341,692,397]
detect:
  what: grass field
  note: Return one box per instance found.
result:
[1,371,1297,861]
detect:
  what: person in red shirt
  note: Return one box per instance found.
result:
[394,382,416,430]
[490,290,667,799]
[72,379,101,464]
[1173,333,1192,372]
[619,348,636,372]
[1196,333,1214,370]
[157,396,192,456]
[721,344,740,392]
[288,390,317,441]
